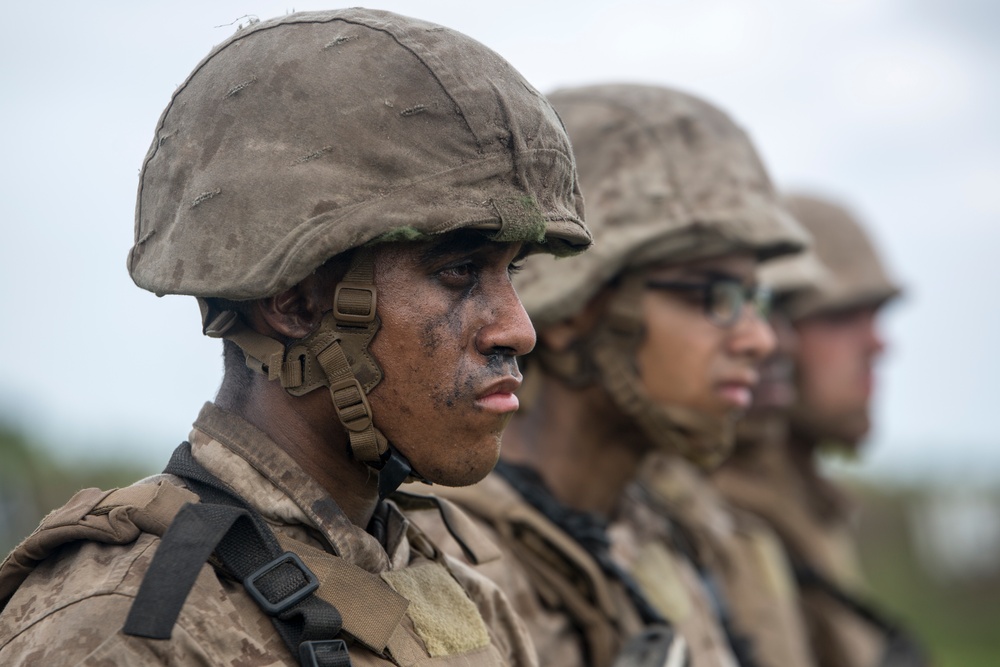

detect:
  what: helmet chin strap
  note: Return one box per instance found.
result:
[200,249,422,498]
[536,272,734,469]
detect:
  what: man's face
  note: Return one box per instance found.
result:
[367,232,535,486]
[636,253,776,420]
[792,304,886,446]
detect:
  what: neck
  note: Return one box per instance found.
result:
[735,411,788,451]
[217,376,381,528]
[501,372,648,517]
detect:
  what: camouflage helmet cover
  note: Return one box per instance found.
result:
[517,84,808,328]
[758,248,831,300]
[782,193,901,320]
[127,9,591,301]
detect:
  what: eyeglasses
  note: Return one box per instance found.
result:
[644,279,773,328]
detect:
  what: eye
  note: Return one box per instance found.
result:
[507,259,525,276]
[436,261,478,288]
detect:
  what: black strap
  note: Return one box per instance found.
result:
[697,569,758,667]
[496,461,669,628]
[124,442,351,667]
[632,483,758,667]
[496,463,692,667]
[795,565,929,667]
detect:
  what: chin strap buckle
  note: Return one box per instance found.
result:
[377,447,416,500]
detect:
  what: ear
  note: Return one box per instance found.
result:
[253,274,329,340]
[539,287,616,352]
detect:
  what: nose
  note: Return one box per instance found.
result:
[730,307,777,362]
[863,312,887,358]
[770,311,799,358]
[475,281,537,358]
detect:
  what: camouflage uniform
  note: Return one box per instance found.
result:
[411,473,649,667]
[0,403,536,665]
[713,435,882,667]
[622,454,816,667]
[1,9,593,666]
[714,194,919,667]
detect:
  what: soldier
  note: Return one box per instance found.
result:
[410,84,811,667]
[713,194,927,666]
[0,9,592,666]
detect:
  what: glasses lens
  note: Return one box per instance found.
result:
[708,281,743,326]
[754,286,773,321]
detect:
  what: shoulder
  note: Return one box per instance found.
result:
[0,489,288,665]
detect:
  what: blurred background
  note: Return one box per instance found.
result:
[1,1,997,663]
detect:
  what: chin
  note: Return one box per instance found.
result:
[409,434,502,487]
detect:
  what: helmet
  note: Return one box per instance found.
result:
[129,9,589,299]
[518,84,807,328]
[128,9,591,492]
[518,84,808,467]
[781,194,901,320]
[758,249,830,301]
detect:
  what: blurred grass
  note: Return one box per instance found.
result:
[848,480,1000,667]
[0,423,153,554]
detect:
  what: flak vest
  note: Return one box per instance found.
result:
[433,464,687,667]
[0,443,512,667]
[713,458,928,667]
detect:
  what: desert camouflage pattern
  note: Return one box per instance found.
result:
[622,454,817,667]
[0,403,536,666]
[609,489,740,667]
[713,441,883,667]
[408,473,652,667]
[517,84,808,329]
[757,247,830,299]
[128,9,590,302]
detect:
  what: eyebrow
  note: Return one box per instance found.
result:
[417,231,524,267]
[677,268,746,283]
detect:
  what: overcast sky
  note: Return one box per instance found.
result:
[1,0,997,485]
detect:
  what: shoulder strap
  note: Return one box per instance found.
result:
[124,442,352,667]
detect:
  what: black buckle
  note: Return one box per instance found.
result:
[299,639,352,667]
[244,551,319,615]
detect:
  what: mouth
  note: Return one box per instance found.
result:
[754,357,796,409]
[474,376,522,414]
[715,372,759,410]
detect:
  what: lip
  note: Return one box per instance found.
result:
[715,372,759,410]
[755,357,796,409]
[474,376,522,413]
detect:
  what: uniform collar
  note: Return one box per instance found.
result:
[188,402,409,573]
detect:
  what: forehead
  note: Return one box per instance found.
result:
[642,251,758,280]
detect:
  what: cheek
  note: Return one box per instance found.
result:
[366,297,508,484]
[636,307,717,407]
[371,302,467,413]
[798,336,853,402]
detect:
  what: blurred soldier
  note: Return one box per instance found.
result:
[410,84,811,667]
[714,194,927,666]
[0,9,593,666]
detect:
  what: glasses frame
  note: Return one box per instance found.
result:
[644,279,772,328]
